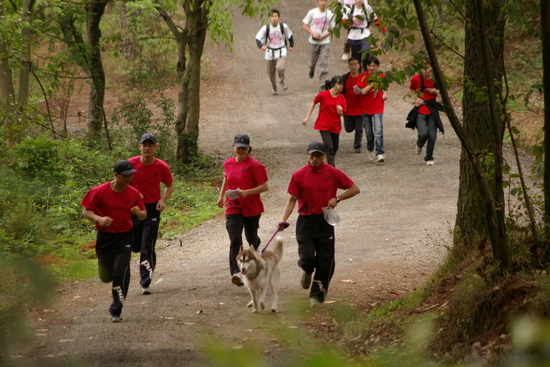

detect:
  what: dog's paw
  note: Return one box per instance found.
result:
[247,300,253,308]
[271,308,278,313]
[252,308,258,314]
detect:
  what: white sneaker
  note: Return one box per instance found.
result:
[280,82,288,91]
[426,160,434,166]
[367,151,375,162]
[377,154,385,162]
[141,286,151,295]
[341,52,350,61]
[111,315,123,322]
[416,145,422,155]
[310,297,322,307]
[271,89,277,95]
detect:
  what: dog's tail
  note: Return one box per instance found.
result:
[273,236,283,263]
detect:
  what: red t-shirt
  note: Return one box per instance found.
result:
[313,90,347,134]
[128,156,174,204]
[223,155,268,217]
[357,72,386,115]
[81,182,145,233]
[409,74,437,115]
[343,74,362,116]
[287,162,355,216]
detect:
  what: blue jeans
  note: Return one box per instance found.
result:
[363,113,384,155]
[416,113,437,161]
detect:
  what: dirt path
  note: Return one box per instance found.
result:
[11,2,460,366]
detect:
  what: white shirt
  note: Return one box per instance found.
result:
[255,23,293,60]
[302,8,335,45]
[343,3,376,40]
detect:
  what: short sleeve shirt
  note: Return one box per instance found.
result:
[357,71,386,115]
[410,74,438,115]
[287,162,354,215]
[255,23,293,60]
[343,74,362,116]
[128,156,174,204]
[81,182,145,233]
[223,155,268,217]
[303,8,335,45]
[313,90,347,134]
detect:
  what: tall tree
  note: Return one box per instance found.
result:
[154,0,271,164]
[454,0,508,253]
[0,0,36,146]
[542,0,550,235]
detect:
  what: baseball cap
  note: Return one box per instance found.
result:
[234,133,250,149]
[114,160,137,175]
[307,141,326,154]
[139,133,157,144]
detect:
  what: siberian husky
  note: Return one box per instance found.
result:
[236,237,283,313]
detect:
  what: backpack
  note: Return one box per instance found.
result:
[350,3,370,29]
[265,23,287,47]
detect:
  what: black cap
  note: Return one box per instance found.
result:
[114,160,137,175]
[139,133,157,144]
[234,133,250,149]
[307,141,326,154]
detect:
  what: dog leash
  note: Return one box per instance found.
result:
[261,222,289,254]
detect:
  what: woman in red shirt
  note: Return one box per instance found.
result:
[302,76,347,167]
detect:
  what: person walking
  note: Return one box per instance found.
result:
[357,55,387,162]
[81,160,146,322]
[279,141,360,307]
[217,133,269,287]
[302,0,335,90]
[341,58,364,153]
[409,58,444,166]
[128,133,174,295]
[255,9,294,96]
[302,76,347,167]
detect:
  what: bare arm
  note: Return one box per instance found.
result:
[302,100,317,125]
[217,176,228,208]
[131,206,147,221]
[156,183,174,212]
[82,208,113,229]
[239,181,269,198]
[280,195,298,227]
[327,183,361,208]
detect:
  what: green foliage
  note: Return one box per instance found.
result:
[0,258,56,357]
[109,92,177,164]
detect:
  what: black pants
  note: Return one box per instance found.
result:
[296,214,335,303]
[95,231,133,317]
[344,115,364,150]
[225,214,261,275]
[319,130,340,167]
[132,203,160,288]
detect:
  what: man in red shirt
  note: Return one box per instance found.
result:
[341,58,364,153]
[280,142,360,307]
[128,133,174,295]
[81,160,146,322]
[357,55,387,162]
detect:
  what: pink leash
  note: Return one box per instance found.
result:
[261,222,289,254]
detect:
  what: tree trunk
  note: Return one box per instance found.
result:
[455,0,506,248]
[85,0,108,137]
[413,0,511,271]
[542,0,550,238]
[17,0,35,110]
[157,0,207,164]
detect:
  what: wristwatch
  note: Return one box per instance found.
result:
[335,197,341,203]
